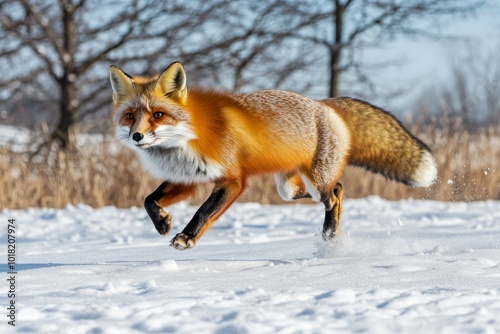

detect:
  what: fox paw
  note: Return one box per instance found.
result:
[170,233,196,250]
[322,228,338,241]
[154,213,173,235]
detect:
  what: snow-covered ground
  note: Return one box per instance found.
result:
[1,198,499,333]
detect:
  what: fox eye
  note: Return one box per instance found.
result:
[125,112,134,120]
[153,112,164,119]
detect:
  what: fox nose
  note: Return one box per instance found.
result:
[132,132,143,142]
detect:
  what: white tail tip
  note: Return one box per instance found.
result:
[411,150,437,187]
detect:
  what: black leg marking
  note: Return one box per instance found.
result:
[170,180,243,250]
[183,187,226,236]
[144,182,173,235]
[170,187,227,250]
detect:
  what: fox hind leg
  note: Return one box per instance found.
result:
[322,182,344,241]
[280,170,344,240]
[300,174,344,240]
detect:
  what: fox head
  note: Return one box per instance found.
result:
[109,62,195,150]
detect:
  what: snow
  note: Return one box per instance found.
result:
[1,198,500,333]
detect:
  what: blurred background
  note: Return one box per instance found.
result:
[0,0,499,209]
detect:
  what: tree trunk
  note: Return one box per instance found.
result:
[329,2,344,98]
[53,0,77,151]
[329,47,341,98]
[54,76,76,150]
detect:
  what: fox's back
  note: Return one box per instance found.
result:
[226,90,348,175]
[233,90,338,140]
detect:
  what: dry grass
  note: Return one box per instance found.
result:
[1,125,499,209]
[340,125,500,202]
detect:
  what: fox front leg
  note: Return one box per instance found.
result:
[144,182,196,235]
[171,179,244,250]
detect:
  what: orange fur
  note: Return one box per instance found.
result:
[182,89,314,178]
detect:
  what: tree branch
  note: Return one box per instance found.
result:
[19,0,66,62]
[76,25,134,75]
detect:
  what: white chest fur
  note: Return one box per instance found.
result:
[136,145,224,183]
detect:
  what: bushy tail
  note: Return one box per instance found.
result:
[321,97,437,187]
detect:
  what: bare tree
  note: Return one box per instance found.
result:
[285,0,486,98]
[424,42,500,128]
[0,0,489,155]
[0,0,283,151]
[170,0,330,94]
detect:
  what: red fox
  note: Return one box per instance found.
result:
[109,61,437,250]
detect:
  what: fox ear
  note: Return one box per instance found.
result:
[109,65,134,102]
[154,62,187,99]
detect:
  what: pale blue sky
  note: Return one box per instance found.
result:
[359,4,500,114]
